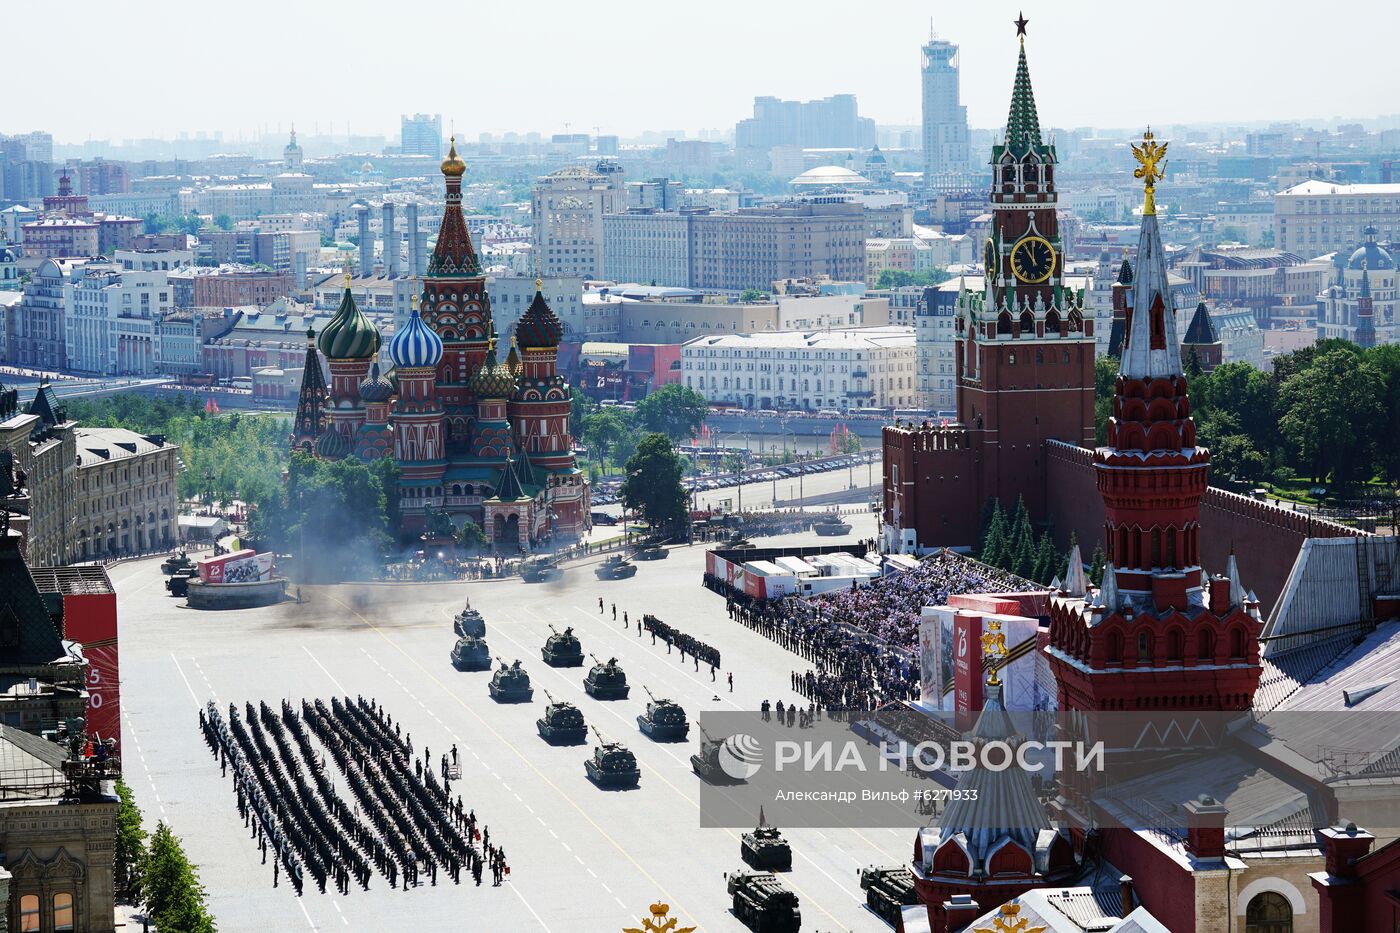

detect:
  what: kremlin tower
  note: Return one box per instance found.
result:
[289,138,587,549]
[1045,130,1264,714]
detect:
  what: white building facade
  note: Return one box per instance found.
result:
[681,325,916,412]
[65,267,172,375]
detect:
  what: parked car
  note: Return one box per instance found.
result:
[591,511,618,525]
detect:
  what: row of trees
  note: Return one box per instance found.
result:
[874,268,951,290]
[1095,341,1400,493]
[64,395,290,508]
[977,497,1105,587]
[115,779,216,932]
[575,384,709,474]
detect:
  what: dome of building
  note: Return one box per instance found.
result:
[314,426,350,459]
[318,275,381,361]
[516,281,563,349]
[0,246,17,263]
[789,165,871,187]
[360,160,374,174]
[440,136,466,178]
[865,145,887,164]
[505,336,521,373]
[469,344,517,399]
[388,302,444,369]
[1347,227,1395,271]
[358,362,394,402]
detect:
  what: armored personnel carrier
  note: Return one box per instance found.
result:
[726,870,801,933]
[541,624,585,667]
[741,810,792,871]
[453,602,486,637]
[521,555,562,583]
[583,653,630,700]
[637,686,689,742]
[450,635,492,671]
[584,726,640,788]
[858,866,917,927]
[691,721,747,784]
[594,554,637,580]
[536,690,588,745]
[487,658,533,703]
[723,534,754,549]
[161,550,194,575]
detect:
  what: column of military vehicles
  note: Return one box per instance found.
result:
[445,599,831,930]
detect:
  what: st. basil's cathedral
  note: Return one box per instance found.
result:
[289,140,587,548]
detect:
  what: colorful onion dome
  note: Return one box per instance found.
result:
[440,135,466,178]
[470,340,517,399]
[314,426,349,459]
[358,361,393,403]
[389,297,444,369]
[516,278,563,349]
[504,333,521,373]
[318,273,381,360]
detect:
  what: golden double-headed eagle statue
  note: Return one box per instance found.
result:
[1132,128,1169,216]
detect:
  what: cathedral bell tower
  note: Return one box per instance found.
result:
[955,16,1096,524]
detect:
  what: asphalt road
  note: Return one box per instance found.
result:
[114,514,906,933]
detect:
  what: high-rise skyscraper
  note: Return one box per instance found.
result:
[400,114,443,159]
[921,32,971,189]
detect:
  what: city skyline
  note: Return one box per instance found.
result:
[8,0,1399,145]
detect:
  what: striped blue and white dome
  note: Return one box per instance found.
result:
[389,307,443,369]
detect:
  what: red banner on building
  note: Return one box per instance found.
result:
[952,612,984,723]
[60,591,121,757]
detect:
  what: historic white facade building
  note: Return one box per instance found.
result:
[681,325,916,412]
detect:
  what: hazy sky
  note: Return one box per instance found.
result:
[11,0,1394,144]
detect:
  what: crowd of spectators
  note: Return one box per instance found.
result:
[711,550,1032,712]
[810,552,1031,653]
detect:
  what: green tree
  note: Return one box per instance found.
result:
[634,384,708,442]
[1367,343,1400,486]
[979,500,1007,567]
[272,453,395,580]
[1089,542,1106,585]
[581,410,627,471]
[569,386,597,439]
[837,431,862,454]
[114,779,148,902]
[1032,529,1059,585]
[739,288,767,302]
[457,519,489,553]
[1278,348,1383,485]
[144,822,216,933]
[1211,434,1268,485]
[1093,355,1119,446]
[621,434,690,535]
[214,214,233,231]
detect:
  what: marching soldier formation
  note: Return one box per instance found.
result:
[200,696,507,895]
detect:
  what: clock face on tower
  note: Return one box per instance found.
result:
[984,238,997,274]
[1011,236,1056,284]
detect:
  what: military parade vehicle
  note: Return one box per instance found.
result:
[450,635,492,671]
[691,721,746,784]
[536,690,588,745]
[487,658,533,703]
[521,555,562,583]
[726,870,801,933]
[541,624,585,667]
[594,554,637,580]
[722,533,754,549]
[636,686,689,742]
[164,567,198,597]
[633,537,668,561]
[583,653,631,700]
[453,601,486,637]
[811,514,852,536]
[858,866,918,927]
[584,726,640,788]
[741,810,792,871]
[161,550,194,575]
